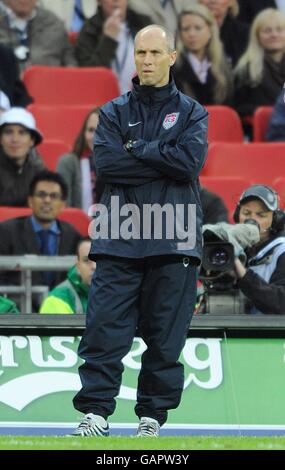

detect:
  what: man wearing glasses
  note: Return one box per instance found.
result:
[0,170,82,306]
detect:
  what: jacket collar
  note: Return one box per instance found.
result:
[0,147,29,171]
[67,265,89,296]
[131,73,178,104]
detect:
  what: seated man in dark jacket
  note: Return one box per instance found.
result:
[0,170,82,303]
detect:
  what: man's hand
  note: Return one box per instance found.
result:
[234,258,247,279]
[103,8,122,39]
[124,139,147,154]
[124,140,137,152]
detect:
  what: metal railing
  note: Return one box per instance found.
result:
[0,255,76,313]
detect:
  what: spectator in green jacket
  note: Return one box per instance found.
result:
[40,238,96,314]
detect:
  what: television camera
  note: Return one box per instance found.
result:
[198,221,260,314]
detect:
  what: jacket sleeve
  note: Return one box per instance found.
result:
[266,92,285,142]
[50,13,78,66]
[238,253,285,314]
[33,152,46,170]
[130,105,208,182]
[76,24,118,67]
[233,71,256,118]
[0,222,11,255]
[61,33,78,66]
[93,107,163,185]
[1,47,32,107]
[57,153,81,208]
[0,223,12,285]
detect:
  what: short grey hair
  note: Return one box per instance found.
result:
[135,24,175,52]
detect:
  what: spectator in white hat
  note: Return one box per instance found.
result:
[0,107,45,206]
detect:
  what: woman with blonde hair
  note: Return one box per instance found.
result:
[234,8,285,118]
[198,0,249,65]
[173,4,233,104]
[56,107,100,212]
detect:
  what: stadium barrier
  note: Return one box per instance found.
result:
[0,316,285,436]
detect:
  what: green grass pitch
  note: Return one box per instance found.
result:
[1,436,285,450]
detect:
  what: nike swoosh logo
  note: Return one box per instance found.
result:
[129,121,142,127]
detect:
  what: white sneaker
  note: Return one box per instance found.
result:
[137,417,160,437]
[72,413,109,437]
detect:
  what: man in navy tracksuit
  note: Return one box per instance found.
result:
[73,24,208,437]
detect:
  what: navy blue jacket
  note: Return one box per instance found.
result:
[89,76,208,261]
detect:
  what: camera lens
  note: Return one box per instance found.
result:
[201,241,234,274]
[209,248,229,266]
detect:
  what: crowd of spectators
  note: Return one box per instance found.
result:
[0,0,285,314]
[1,0,285,113]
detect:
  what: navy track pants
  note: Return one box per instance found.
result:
[73,255,197,426]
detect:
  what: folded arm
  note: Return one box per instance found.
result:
[93,108,163,185]
[130,107,208,182]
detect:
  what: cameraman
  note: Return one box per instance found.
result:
[233,185,285,315]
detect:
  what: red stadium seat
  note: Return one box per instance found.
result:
[28,104,93,148]
[0,207,90,236]
[200,176,254,219]
[206,106,244,143]
[23,66,120,106]
[0,206,31,222]
[272,177,285,209]
[203,142,285,186]
[68,32,78,45]
[37,139,72,171]
[253,107,273,142]
[58,208,90,236]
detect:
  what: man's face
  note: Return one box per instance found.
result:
[98,0,127,19]
[199,0,231,21]
[76,241,96,286]
[239,199,274,241]
[4,0,37,17]
[0,124,35,167]
[134,28,176,87]
[28,181,65,223]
